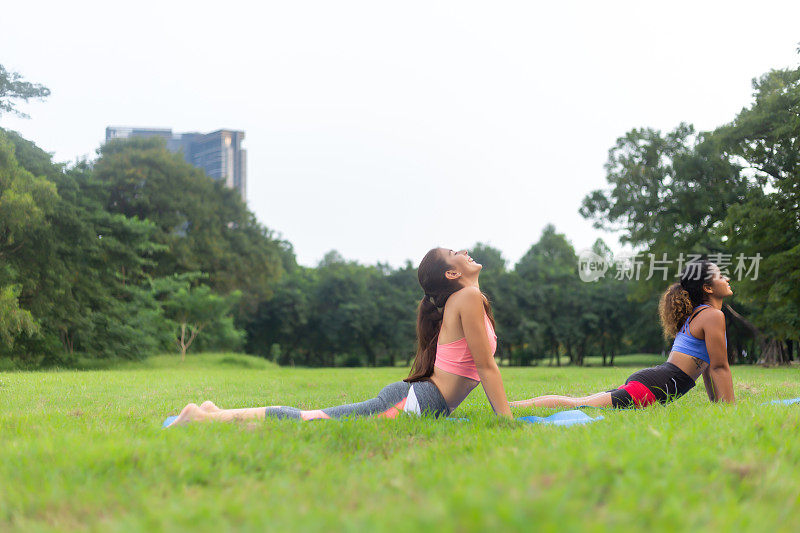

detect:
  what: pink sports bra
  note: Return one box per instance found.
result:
[434,313,497,382]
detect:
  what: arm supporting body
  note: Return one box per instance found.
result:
[700,309,735,404]
[460,288,512,418]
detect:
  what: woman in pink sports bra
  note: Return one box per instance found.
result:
[407,247,513,418]
[165,247,512,427]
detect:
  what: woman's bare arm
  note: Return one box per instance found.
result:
[702,309,735,404]
[459,287,512,418]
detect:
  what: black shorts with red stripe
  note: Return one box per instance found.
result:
[608,362,696,408]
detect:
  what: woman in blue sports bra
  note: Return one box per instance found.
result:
[511,259,735,409]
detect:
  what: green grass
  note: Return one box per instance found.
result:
[2,353,799,532]
[580,353,667,367]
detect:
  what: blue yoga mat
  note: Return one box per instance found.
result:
[518,409,604,426]
[447,410,603,426]
[764,397,800,406]
[162,415,178,428]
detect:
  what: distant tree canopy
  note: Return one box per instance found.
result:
[246,256,421,367]
[246,230,660,368]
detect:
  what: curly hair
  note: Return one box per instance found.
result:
[659,283,694,338]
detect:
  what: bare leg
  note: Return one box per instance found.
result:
[510,391,613,409]
[168,403,268,427]
[204,407,268,422]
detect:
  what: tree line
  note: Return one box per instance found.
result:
[1,56,798,367]
[246,234,664,367]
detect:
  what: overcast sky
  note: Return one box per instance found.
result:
[2,1,799,268]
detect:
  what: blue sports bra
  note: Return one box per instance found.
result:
[670,305,713,364]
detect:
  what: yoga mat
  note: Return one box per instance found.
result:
[447,410,603,426]
[764,397,800,406]
[162,415,178,428]
[518,409,603,426]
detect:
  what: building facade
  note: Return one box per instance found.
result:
[105,127,247,201]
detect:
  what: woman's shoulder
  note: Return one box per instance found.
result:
[696,307,725,327]
[446,286,485,310]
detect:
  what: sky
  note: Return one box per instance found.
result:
[2,1,799,268]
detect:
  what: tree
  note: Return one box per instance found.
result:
[92,137,288,318]
[0,130,58,357]
[310,257,381,366]
[716,65,800,363]
[580,124,748,254]
[515,225,581,366]
[1,130,170,363]
[155,274,243,361]
[0,131,59,255]
[246,266,317,365]
[369,261,419,367]
[0,285,38,346]
[246,255,421,368]
[0,65,50,118]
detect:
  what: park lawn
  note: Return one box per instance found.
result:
[1,353,799,532]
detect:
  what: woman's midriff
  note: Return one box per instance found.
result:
[667,351,706,381]
[430,366,479,413]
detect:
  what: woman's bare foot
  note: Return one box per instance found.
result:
[200,401,221,413]
[168,403,208,427]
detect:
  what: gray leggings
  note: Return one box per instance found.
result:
[264,380,449,420]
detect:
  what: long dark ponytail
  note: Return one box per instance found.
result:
[659,259,714,338]
[406,248,496,382]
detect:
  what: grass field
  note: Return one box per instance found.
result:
[2,353,799,532]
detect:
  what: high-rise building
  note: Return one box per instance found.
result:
[105,127,247,201]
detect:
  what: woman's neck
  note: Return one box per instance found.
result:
[706,296,723,310]
[460,276,480,290]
